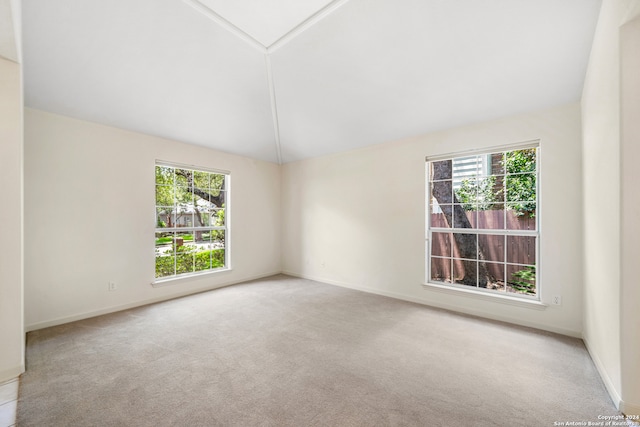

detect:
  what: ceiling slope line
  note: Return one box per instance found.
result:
[182,0,350,164]
[265,55,283,164]
[266,0,351,54]
[182,0,267,53]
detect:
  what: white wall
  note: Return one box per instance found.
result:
[581,0,623,404]
[581,0,640,414]
[282,103,584,337]
[620,14,640,417]
[24,109,281,330]
[0,55,24,382]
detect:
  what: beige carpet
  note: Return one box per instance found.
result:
[18,275,619,426]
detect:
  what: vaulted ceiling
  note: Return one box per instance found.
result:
[22,0,601,163]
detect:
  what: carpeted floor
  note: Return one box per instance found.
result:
[17,275,619,426]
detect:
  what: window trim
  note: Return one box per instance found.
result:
[424,141,541,301]
[421,281,547,310]
[153,161,231,285]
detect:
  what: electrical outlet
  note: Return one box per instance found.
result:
[108,282,117,291]
[552,295,562,306]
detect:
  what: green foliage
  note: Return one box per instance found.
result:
[450,149,536,216]
[155,231,225,247]
[455,176,499,210]
[504,149,536,216]
[155,236,173,245]
[155,165,227,278]
[155,234,197,245]
[215,209,225,226]
[510,266,536,295]
[155,246,225,278]
[155,165,227,228]
[504,149,536,174]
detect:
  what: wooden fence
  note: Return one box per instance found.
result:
[430,210,535,282]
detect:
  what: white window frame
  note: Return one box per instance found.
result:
[424,141,541,302]
[153,161,230,284]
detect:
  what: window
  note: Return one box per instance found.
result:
[155,163,229,280]
[426,144,539,298]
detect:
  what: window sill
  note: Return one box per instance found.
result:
[421,282,548,310]
[152,267,232,287]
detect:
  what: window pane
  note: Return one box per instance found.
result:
[192,228,208,244]
[175,169,191,187]
[478,234,505,263]
[506,236,536,265]
[155,254,175,278]
[193,171,210,190]
[506,204,536,230]
[193,191,214,210]
[507,264,536,296]
[175,208,193,228]
[199,188,226,207]
[431,232,452,258]
[430,257,451,283]
[175,231,195,275]
[156,207,175,229]
[430,160,453,181]
[155,166,174,184]
[155,232,175,278]
[505,149,536,174]
[505,173,536,204]
[452,233,478,260]
[485,176,505,204]
[431,180,453,207]
[155,231,174,251]
[452,205,477,229]
[212,249,225,269]
[479,176,503,206]
[194,232,212,272]
[194,210,210,227]
[211,229,225,248]
[156,184,175,206]
[477,207,505,230]
[454,177,478,208]
[172,230,192,247]
[452,156,481,185]
[210,174,225,191]
[453,259,477,287]
[216,190,226,207]
[211,209,225,227]
[488,152,505,175]
[482,262,505,291]
[430,203,451,228]
[176,185,193,204]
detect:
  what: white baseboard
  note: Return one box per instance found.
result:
[26,271,282,332]
[282,270,582,338]
[582,336,622,410]
[0,365,24,385]
[621,400,640,417]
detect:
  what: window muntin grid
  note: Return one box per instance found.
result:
[155,164,228,279]
[426,146,539,298]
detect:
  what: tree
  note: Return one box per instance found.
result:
[431,160,489,287]
[174,169,225,241]
[155,166,227,278]
[155,166,225,231]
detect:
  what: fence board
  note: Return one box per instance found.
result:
[429,210,535,283]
